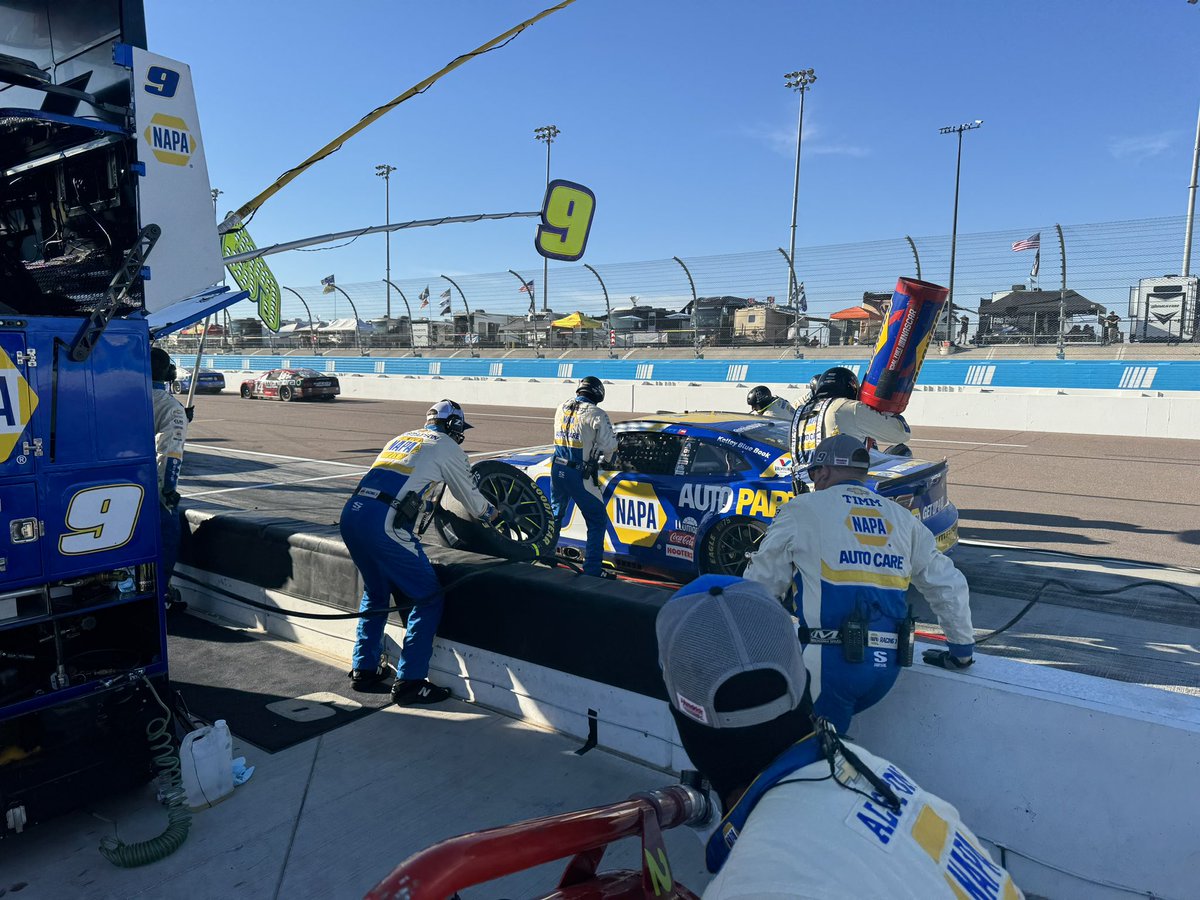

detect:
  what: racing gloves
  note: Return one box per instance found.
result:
[922,648,974,670]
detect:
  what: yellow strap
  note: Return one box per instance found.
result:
[820,561,910,590]
[220,0,579,233]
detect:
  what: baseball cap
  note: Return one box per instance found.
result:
[426,398,473,428]
[656,575,807,729]
[809,433,870,471]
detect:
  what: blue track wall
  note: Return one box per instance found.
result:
[176,355,1199,392]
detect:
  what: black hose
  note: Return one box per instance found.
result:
[975,576,1199,646]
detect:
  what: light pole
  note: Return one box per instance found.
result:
[938,119,983,343]
[375,163,396,321]
[784,69,816,319]
[534,124,560,313]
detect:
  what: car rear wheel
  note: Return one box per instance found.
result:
[240,385,252,399]
[699,517,767,577]
[279,385,293,402]
[431,460,558,562]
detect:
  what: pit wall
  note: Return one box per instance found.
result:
[179,355,1200,440]
[176,505,1200,900]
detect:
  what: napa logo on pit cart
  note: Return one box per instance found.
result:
[144,113,197,166]
[0,346,38,462]
[846,511,890,547]
[607,481,666,547]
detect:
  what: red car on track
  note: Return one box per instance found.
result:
[239,368,340,402]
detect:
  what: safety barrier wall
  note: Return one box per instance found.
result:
[177,354,1200,393]
[176,505,1200,900]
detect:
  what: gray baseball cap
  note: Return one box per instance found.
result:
[656,576,807,729]
[809,433,870,470]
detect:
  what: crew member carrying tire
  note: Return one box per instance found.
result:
[744,434,975,732]
[790,366,911,472]
[342,399,497,705]
[551,376,617,578]
[746,385,795,419]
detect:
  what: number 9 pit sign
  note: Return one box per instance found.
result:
[535,180,595,262]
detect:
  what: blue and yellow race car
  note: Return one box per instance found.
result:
[492,412,958,581]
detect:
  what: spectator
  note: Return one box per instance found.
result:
[655,575,1022,899]
[958,314,969,344]
[744,433,975,731]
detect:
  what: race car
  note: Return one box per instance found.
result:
[172,368,226,394]
[239,368,340,401]
[490,412,958,582]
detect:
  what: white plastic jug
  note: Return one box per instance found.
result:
[179,719,235,810]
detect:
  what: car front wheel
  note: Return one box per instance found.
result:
[279,385,293,401]
[699,517,768,577]
[240,385,252,399]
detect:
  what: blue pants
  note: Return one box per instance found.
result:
[804,640,900,734]
[340,497,444,680]
[159,504,180,602]
[551,463,607,576]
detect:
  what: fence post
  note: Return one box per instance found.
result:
[440,274,476,357]
[582,263,614,358]
[328,284,364,354]
[508,269,541,357]
[282,286,319,353]
[382,279,419,355]
[904,235,922,281]
[672,256,700,358]
[1055,224,1066,360]
[777,247,804,357]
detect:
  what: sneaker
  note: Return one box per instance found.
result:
[390,679,452,706]
[348,664,392,691]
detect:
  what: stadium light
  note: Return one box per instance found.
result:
[534,124,560,313]
[938,119,983,343]
[376,163,397,320]
[784,69,816,325]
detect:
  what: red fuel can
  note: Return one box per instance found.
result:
[860,277,948,414]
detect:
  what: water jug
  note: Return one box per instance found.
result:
[179,719,235,810]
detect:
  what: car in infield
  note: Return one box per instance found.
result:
[173,368,226,394]
[239,368,340,401]
[489,412,959,581]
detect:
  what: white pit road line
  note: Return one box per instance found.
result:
[911,438,1027,448]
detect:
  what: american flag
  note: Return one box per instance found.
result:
[518,280,534,293]
[1012,233,1040,252]
[419,285,430,308]
[320,274,336,294]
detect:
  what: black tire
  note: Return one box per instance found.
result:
[240,385,252,399]
[431,460,558,562]
[279,385,294,402]
[699,517,767,577]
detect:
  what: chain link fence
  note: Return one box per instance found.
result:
[167,215,1196,353]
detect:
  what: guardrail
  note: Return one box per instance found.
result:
[176,354,1200,393]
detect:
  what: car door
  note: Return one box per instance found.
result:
[597,431,685,564]
[260,369,281,399]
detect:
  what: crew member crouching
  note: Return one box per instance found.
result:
[744,434,975,732]
[342,399,496,705]
[551,376,617,577]
[746,385,795,419]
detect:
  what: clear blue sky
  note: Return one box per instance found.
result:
[147,0,1200,293]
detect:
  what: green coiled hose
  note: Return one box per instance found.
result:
[98,677,192,867]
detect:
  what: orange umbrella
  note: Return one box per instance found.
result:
[829,306,881,321]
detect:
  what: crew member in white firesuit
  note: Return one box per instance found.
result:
[551,376,617,577]
[744,434,975,732]
[656,576,1022,899]
[342,400,497,705]
[791,366,911,468]
[151,348,187,609]
[745,385,795,419]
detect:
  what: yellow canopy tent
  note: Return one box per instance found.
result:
[551,311,603,329]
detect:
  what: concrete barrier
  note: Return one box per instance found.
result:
[175,504,1200,900]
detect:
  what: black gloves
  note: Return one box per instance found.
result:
[184,406,195,423]
[162,490,181,512]
[922,649,974,670]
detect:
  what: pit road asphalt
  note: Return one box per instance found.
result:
[183,393,1200,568]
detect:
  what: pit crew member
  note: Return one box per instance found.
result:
[744,434,975,732]
[342,400,497,705]
[746,385,795,419]
[790,366,911,468]
[551,376,617,577]
[656,576,1022,899]
[151,348,187,609]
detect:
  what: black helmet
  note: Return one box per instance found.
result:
[812,366,860,401]
[150,347,176,383]
[576,375,605,404]
[746,385,774,411]
[426,398,472,444]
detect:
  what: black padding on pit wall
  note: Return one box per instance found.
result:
[180,508,673,700]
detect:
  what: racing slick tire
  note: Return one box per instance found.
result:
[698,516,767,577]
[240,384,253,399]
[279,385,294,402]
[430,460,558,562]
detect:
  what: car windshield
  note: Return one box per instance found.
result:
[292,369,323,377]
[717,420,790,451]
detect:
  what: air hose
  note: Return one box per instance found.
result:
[98,677,191,867]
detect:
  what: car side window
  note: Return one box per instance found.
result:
[612,432,684,476]
[686,440,751,477]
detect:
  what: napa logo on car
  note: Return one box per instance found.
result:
[0,346,39,462]
[607,481,665,548]
[144,113,197,166]
[846,511,891,547]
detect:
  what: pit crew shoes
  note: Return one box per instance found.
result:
[391,679,452,705]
